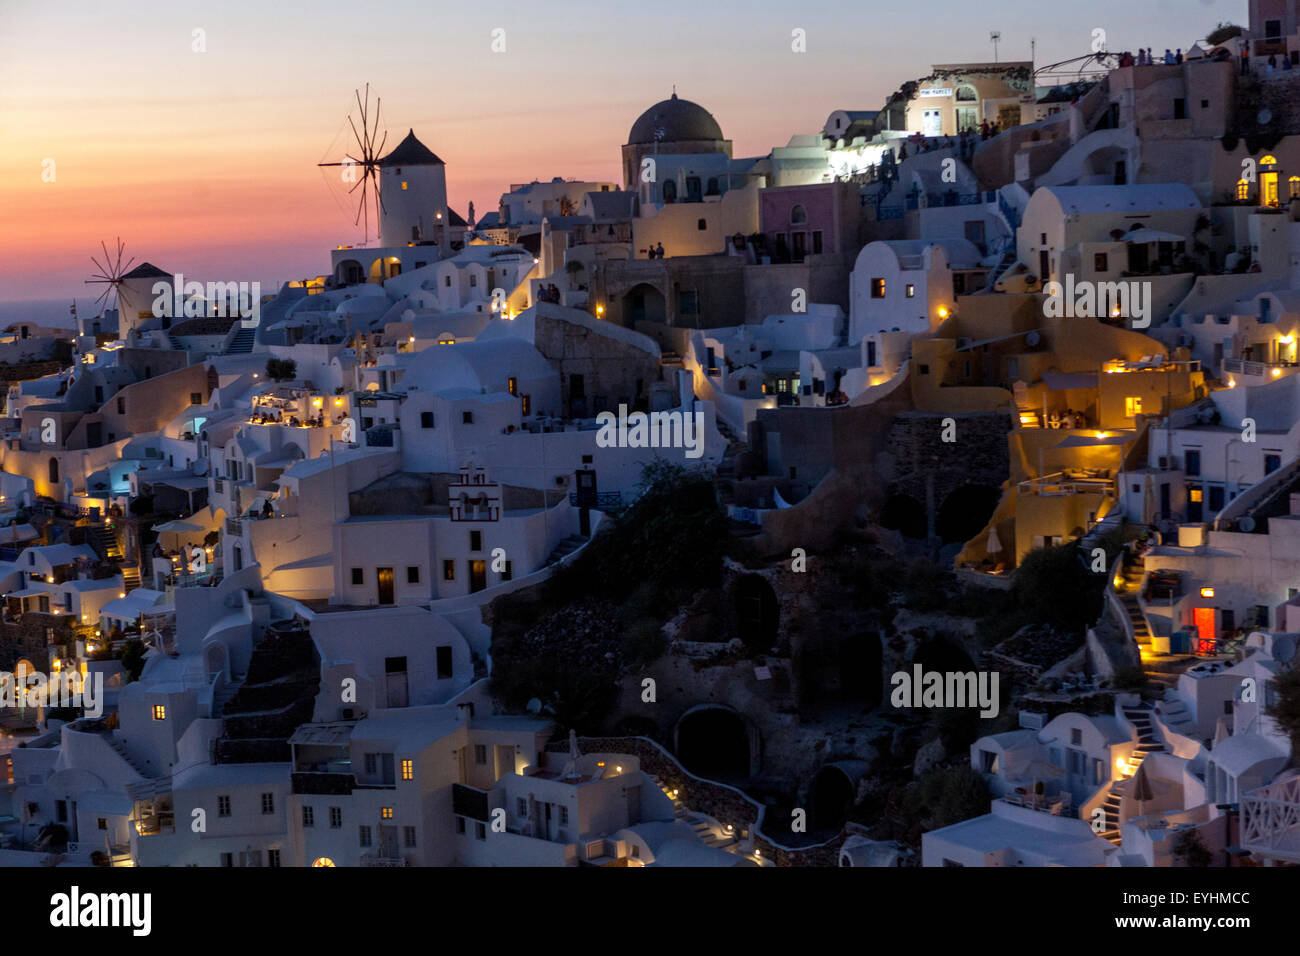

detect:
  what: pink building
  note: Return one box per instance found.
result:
[757,182,863,263]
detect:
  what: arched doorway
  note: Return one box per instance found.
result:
[336,259,364,286]
[733,574,779,652]
[674,706,753,782]
[810,765,855,830]
[623,283,666,327]
[878,493,926,539]
[936,484,1001,544]
[369,257,401,283]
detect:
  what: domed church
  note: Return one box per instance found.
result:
[621,92,732,189]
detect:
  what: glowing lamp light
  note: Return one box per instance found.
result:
[1200,587,1215,599]
[119,593,125,599]
[937,306,950,319]
[595,305,604,315]
[615,765,623,773]
[1272,368,1282,378]
[1228,379,1237,388]
[334,398,344,407]
[1280,335,1295,345]
[312,398,323,408]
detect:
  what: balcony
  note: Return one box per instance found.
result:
[1018,471,1115,497]
[359,851,408,867]
[452,783,490,822]
[292,771,355,796]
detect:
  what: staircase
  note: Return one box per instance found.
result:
[224,325,256,354]
[646,774,736,850]
[1096,706,1165,844]
[108,737,148,776]
[1116,554,1151,645]
[1155,690,1196,738]
[544,534,587,566]
[713,420,760,539]
[86,522,140,592]
[86,524,121,562]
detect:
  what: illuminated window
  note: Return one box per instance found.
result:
[312,857,336,867]
[152,705,166,721]
[905,284,916,298]
[1237,180,1250,201]
[871,278,886,298]
[381,807,394,820]
[1291,176,1300,199]
[1189,488,1203,503]
[401,181,408,190]
[1261,155,1278,167]
[401,759,414,781]
[1125,396,1143,417]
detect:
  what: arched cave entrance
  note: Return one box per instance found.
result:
[936,484,1001,544]
[675,707,753,782]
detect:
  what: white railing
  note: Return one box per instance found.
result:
[1241,776,1300,860]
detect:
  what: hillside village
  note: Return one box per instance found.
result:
[2,8,1300,869]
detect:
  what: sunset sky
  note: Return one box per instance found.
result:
[0,0,1243,308]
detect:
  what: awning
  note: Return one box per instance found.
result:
[152,519,203,534]
[5,587,44,599]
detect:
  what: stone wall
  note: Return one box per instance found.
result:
[877,410,1013,507]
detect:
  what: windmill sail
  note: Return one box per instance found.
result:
[318,84,388,245]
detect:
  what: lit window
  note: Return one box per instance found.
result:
[1190,488,1203,503]
[871,278,886,298]
[401,181,408,190]
[381,807,394,820]
[152,705,166,721]
[905,284,915,298]
[1291,176,1300,200]
[1237,180,1250,201]
[401,759,414,781]
[1125,396,1142,417]
[312,858,336,867]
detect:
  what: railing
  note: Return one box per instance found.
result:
[1242,776,1300,860]
[1018,473,1115,496]
[568,492,622,509]
[999,193,1021,231]
[1222,358,1292,377]
[360,852,408,867]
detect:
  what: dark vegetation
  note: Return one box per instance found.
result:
[489,463,729,733]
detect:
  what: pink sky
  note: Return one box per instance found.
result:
[0,0,1244,303]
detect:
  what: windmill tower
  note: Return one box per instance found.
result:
[376,129,448,250]
[85,239,173,339]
